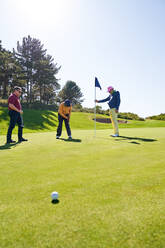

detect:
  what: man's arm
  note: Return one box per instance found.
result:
[9,103,23,114]
[95,96,110,103]
[115,92,121,112]
[67,106,72,121]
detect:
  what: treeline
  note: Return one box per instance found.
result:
[72,105,145,121]
[146,113,165,121]
[0,36,83,107]
[118,112,145,121]
[74,105,165,121]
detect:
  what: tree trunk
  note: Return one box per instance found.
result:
[29,82,32,104]
[40,85,42,103]
[43,85,46,104]
[2,77,8,99]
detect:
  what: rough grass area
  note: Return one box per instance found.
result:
[0,128,165,248]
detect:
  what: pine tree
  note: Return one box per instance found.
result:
[58,81,83,105]
[34,54,60,104]
[14,35,46,103]
[0,41,24,98]
[14,35,61,104]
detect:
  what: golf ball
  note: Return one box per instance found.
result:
[51,191,59,200]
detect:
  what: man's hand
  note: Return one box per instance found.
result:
[115,109,118,113]
[9,103,23,113]
[65,115,70,121]
[95,100,98,103]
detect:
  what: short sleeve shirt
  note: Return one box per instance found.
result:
[8,93,22,111]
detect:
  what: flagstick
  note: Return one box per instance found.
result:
[94,86,96,137]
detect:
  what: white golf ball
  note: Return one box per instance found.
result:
[51,191,59,200]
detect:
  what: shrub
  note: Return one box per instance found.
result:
[146,113,165,120]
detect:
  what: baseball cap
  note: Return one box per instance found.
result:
[64,99,71,107]
[107,86,114,92]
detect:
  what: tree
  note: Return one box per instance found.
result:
[58,81,83,105]
[0,37,61,105]
[0,41,24,98]
[14,35,61,104]
[14,35,47,103]
[96,105,104,114]
[34,55,60,104]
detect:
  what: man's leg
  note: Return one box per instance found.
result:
[56,114,63,138]
[7,111,17,143]
[64,118,71,137]
[17,114,27,142]
[110,108,119,135]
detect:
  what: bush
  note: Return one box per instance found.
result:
[146,113,165,120]
[0,98,58,111]
[118,112,145,121]
[22,102,58,111]
[72,104,83,112]
[0,99,8,107]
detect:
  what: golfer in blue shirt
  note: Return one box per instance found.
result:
[95,86,121,137]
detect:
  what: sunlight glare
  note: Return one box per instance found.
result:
[14,0,71,25]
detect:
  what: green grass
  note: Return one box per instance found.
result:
[0,107,165,136]
[0,128,165,247]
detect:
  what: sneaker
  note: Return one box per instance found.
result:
[7,140,16,144]
[68,136,72,140]
[111,134,119,137]
[56,136,60,139]
[18,138,28,142]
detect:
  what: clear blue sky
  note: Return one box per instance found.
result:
[1,0,165,117]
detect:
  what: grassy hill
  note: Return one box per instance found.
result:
[0,107,165,135]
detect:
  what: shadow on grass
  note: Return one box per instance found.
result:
[129,141,141,145]
[0,142,20,150]
[0,108,9,121]
[0,108,58,131]
[114,136,157,145]
[118,136,157,142]
[51,199,60,204]
[60,138,82,143]
[24,110,58,130]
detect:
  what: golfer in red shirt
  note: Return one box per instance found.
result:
[6,86,28,143]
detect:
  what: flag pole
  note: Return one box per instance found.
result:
[94,85,96,137]
[94,77,101,137]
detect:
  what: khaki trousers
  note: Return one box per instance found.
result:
[109,108,119,135]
